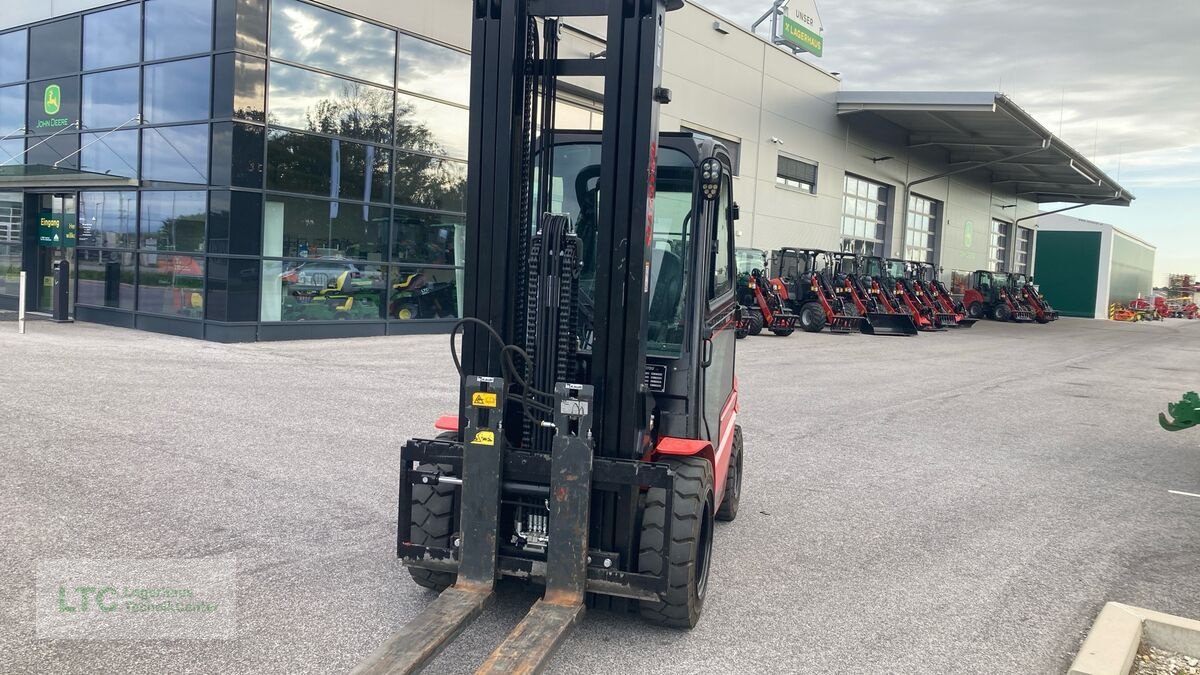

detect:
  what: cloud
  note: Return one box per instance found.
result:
[697,0,1200,190]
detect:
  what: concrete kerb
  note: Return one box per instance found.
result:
[1070,603,1200,675]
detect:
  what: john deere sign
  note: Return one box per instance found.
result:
[29,79,76,131]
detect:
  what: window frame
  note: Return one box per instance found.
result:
[776,153,818,194]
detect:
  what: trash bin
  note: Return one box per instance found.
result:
[52,259,72,323]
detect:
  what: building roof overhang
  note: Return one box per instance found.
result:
[0,165,138,189]
[836,91,1133,207]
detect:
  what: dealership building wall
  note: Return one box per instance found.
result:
[0,0,1127,340]
[1033,213,1156,320]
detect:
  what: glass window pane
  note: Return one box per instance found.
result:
[233,54,266,122]
[82,67,139,129]
[206,256,260,321]
[390,267,460,320]
[144,57,212,124]
[26,133,79,170]
[267,62,394,144]
[269,0,395,86]
[145,0,214,60]
[28,78,80,134]
[391,209,464,265]
[138,253,206,317]
[0,139,21,164]
[143,124,210,184]
[78,191,137,248]
[0,85,22,132]
[83,5,141,70]
[77,249,135,308]
[394,152,467,213]
[0,242,21,296]
[263,194,387,260]
[396,95,469,159]
[210,121,265,188]
[29,19,81,79]
[141,190,207,252]
[207,190,262,255]
[396,34,469,105]
[268,260,384,321]
[266,130,391,204]
[80,129,139,179]
[0,30,27,85]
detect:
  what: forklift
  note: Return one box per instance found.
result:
[1008,272,1058,323]
[960,270,1035,322]
[354,2,744,673]
[735,247,798,337]
[769,247,863,334]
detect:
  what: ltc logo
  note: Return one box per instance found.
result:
[44,84,61,115]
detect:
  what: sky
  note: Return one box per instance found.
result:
[699,0,1200,284]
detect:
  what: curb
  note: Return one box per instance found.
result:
[1070,603,1200,675]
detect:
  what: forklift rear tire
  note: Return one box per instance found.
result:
[638,456,715,628]
[747,310,764,336]
[993,304,1012,322]
[968,302,984,319]
[799,303,825,333]
[716,426,743,522]
[407,432,458,592]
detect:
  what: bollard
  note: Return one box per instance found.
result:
[17,270,25,334]
[51,259,72,323]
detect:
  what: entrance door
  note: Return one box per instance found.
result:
[34,194,77,313]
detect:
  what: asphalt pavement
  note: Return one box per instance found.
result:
[1,317,1198,674]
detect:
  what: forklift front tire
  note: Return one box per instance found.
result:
[638,456,715,629]
[406,431,458,592]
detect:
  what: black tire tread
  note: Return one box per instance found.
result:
[638,457,714,628]
[407,459,457,591]
[716,426,742,522]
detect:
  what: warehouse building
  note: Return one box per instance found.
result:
[1034,213,1156,319]
[0,0,1133,341]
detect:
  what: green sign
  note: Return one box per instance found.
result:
[781,15,823,57]
[963,220,974,248]
[39,209,76,248]
[44,84,61,115]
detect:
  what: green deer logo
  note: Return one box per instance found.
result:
[44,84,61,116]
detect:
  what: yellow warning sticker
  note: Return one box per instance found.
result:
[471,430,495,446]
[471,392,498,408]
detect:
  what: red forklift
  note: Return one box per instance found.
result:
[909,262,976,328]
[960,270,1035,322]
[769,247,863,334]
[357,2,745,673]
[735,247,798,337]
[1008,273,1058,323]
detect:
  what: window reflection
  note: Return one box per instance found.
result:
[396,95,468,159]
[390,267,459,320]
[211,121,265,188]
[268,62,394,145]
[396,34,469,106]
[391,209,463,265]
[270,0,395,87]
[82,68,139,129]
[0,85,22,132]
[83,5,140,70]
[77,249,135,309]
[140,190,207,252]
[393,152,467,213]
[205,256,260,322]
[234,54,266,122]
[26,133,80,170]
[262,194,387,260]
[144,58,211,124]
[0,139,22,164]
[29,19,81,79]
[79,191,137,248]
[144,0,214,60]
[143,124,210,184]
[0,31,27,85]
[138,253,206,318]
[266,130,390,203]
[80,129,139,178]
[207,190,262,256]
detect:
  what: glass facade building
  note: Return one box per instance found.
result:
[0,0,472,341]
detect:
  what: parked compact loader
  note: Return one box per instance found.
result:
[769,247,863,334]
[1008,273,1058,323]
[960,270,1035,322]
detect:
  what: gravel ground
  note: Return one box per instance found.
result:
[2,317,1199,674]
[1131,645,1200,675]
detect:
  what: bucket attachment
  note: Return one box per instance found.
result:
[1012,309,1035,322]
[861,312,918,336]
[936,312,963,328]
[829,314,863,334]
[953,317,978,328]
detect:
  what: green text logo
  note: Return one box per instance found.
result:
[44,84,61,116]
